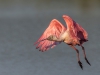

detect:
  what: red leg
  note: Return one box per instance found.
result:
[81,45,91,66]
[70,45,83,69]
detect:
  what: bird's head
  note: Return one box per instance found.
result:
[46,35,57,41]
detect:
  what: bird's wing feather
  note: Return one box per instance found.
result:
[34,19,66,52]
[71,21,88,40]
[63,15,88,40]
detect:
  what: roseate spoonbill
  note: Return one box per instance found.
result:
[34,15,91,69]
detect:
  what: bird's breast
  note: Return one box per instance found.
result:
[60,31,72,42]
[60,31,79,45]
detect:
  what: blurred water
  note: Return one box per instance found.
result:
[0,0,100,75]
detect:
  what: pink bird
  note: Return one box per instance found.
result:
[34,15,91,69]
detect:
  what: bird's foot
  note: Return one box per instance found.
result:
[78,61,83,70]
[85,57,91,66]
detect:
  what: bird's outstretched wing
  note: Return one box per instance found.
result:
[63,15,88,41]
[34,19,66,52]
[74,23,88,40]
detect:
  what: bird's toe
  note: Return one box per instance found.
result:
[85,57,91,66]
[78,61,83,70]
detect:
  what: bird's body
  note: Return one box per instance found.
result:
[62,30,79,45]
[34,15,90,69]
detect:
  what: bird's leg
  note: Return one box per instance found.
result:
[70,45,83,69]
[47,35,62,42]
[81,45,91,66]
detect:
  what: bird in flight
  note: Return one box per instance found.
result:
[34,15,91,69]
